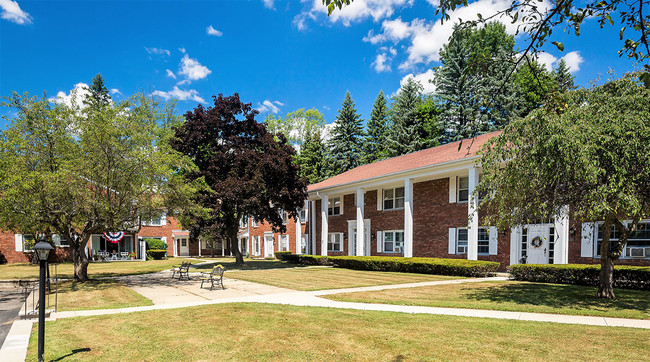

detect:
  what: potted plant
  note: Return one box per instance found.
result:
[129,252,136,260]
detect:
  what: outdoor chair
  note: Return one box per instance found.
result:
[200,265,225,290]
[171,261,191,280]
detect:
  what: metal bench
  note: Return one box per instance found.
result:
[200,265,225,290]
[171,261,191,280]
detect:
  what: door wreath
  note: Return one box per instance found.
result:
[530,236,543,248]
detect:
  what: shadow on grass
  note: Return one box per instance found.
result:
[464,282,650,314]
[56,279,121,293]
[191,259,306,271]
[51,347,91,361]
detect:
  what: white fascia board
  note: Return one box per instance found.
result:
[308,157,480,197]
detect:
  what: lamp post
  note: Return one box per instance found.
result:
[33,236,53,362]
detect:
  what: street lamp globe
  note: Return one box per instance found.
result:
[33,236,54,262]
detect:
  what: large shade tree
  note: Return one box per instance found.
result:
[171,94,307,265]
[477,72,650,299]
[0,86,184,281]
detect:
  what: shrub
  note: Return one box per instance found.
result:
[144,238,167,251]
[275,251,292,261]
[507,264,650,290]
[279,254,498,277]
[147,249,167,260]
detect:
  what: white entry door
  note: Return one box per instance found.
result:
[348,220,371,256]
[526,225,549,264]
[264,234,275,258]
[179,238,189,256]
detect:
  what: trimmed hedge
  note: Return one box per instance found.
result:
[144,238,167,251]
[147,249,167,260]
[276,253,499,277]
[508,264,650,290]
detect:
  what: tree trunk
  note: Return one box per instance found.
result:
[229,227,245,265]
[597,215,615,299]
[72,241,90,282]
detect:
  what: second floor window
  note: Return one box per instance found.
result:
[328,197,341,216]
[383,187,405,210]
[458,177,469,202]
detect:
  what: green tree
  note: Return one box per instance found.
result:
[553,59,577,93]
[435,22,520,142]
[264,108,325,148]
[415,96,443,149]
[327,91,364,175]
[84,73,111,109]
[362,90,390,163]
[296,130,327,184]
[477,72,650,299]
[514,60,558,116]
[0,89,186,281]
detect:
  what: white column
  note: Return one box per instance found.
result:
[404,178,414,258]
[320,194,329,256]
[554,205,570,264]
[221,239,225,256]
[310,200,316,255]
[198,239,202,256]
[356,188,365,256]
[172,237,178,257]
[295,211,302,255]
[467,167,479,260]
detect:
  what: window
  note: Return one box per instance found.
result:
[597,221,650,258]
[280,235,289,251]
[596,223,620,257]
[328,233,342,252]
[280,210,288,224]
[521,228,528,263]
[383,231,405,253]
[457,228,468,254]
[253,236,261,256]
[383,187,405,210]
[239,217,248,229]
[328,197,341,216]
[143,212,166,226]
[548,227,556,264]
[54,234,69,247]
[458,177,469,202]
[251,218,259,228]
[300,234,308,254]
[22,234,35,251]
[478,228,489,254]
[299,202,308,223]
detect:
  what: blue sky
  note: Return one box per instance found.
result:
[0,0,642,129]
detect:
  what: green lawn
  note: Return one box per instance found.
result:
[225,266,461,291]
[55,280,153,311]
[0,258,206,280]
[27,303,650,361]
[325,280,650,320]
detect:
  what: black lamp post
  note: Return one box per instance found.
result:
[33,235,53,362]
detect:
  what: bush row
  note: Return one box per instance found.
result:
[144,238,167,251]
[275,252,499,277]
[147,249,167,260]
[507,264,650,290]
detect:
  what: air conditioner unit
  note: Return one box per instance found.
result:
[628,247,646,258]
[395,246,402,253]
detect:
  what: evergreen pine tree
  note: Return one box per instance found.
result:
[553,59,577,92]
[326,91,364,175]
[362,90,389,163]
[296,130,326,184]
[514,60,558,117]
[84,73,111,108]
[385,77,427,157]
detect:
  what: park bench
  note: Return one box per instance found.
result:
[200,265,225,290]
[171,261,191,280]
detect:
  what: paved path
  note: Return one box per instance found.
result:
[0,288,33,362]
[0,288,26,347]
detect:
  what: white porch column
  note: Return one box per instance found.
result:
[221,240,225,256]
[320,194,329,256]
[554,205,570,264]
[356,188,365,256]
[295,210,302,255]
[310,200,316,255]
[467,167,479,260]
[198,239,202,257]
[404,178,414,258]
[172,236,178,257]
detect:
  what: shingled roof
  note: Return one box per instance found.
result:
[308,131,501,192]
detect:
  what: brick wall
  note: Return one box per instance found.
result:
[245,215,307,257]
[139,216,179,256]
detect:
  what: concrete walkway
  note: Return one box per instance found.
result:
[4,271,650,361]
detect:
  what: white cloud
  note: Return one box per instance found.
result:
[178,54,211,82]
[166,69,176,79]
[152,86,205,103]
[560,51,583,73]
[0,0,31,24]
[321,122,336,143]
[206,25,223,37]
[256,100,282,114]
[363,18,413,44]
[262,0,274,10]
[535,52,557,72]
[48,83,91,108]
[295,0,412,30]
[178,47,186,53]
[372,52,391,72]
[145,47,171,56]
[109,88,121,95]
[273,100,285,106]
[399,68,437,94]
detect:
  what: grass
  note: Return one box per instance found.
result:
[54,280,153,311]
[325,280,650,320]
[27,303,650,361]
[190,258,303,272]
[225,266,461,291]
[0,258,206,280]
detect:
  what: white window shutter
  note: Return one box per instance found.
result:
[161,212,167,225]
[449,177,457,203]
[448,228,456,254]
[377,231,383,252]
[489,226,498,255]
[581,222,595,257]
[377,189,383,211]
[15,234,23,252]
[339,232,344,251]
[52,234,61,246]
